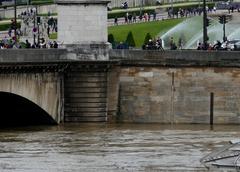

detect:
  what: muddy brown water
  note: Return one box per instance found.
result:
[0,124,239,172]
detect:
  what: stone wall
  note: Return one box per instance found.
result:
[118,67,240,124]
[110,50,240,124]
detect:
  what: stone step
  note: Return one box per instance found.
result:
[65,82,107,88]
[65,97,107,103]
[65,77,107,82]
[64,116,107,122]
[69,68,108,72]
[66,72,107,77]
[65,107,106,113]
[65,87,107,93]
[65,92,107,98]
[70,64,109,69]
[65,112,107,117]
[64,69,108,123]
[65,102,107,108]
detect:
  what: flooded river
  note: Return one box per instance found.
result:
[0,124,240,172]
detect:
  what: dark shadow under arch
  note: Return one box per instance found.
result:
[0,92,57,127]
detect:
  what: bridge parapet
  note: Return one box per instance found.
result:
[0,49,68,63]
[109,50,240,67]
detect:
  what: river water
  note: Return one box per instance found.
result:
[0,124,240,172]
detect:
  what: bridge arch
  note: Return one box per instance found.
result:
[0,92,57,126]
[0,73,63,125]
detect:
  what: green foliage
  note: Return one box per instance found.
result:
[19,42,26,48]
[125,31,135,47]
[108,34,115,44]
[0,0,53,7]
[108,33,117,48]
[31,0,53,5]
[49,32,57,39]
[144,33,152,45]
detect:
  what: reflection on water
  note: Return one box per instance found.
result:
[0,124,240,172]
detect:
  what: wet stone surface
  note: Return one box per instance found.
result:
[0,124,239,172]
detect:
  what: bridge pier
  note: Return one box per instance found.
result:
[64,62,119,122]
[57,0,111,61]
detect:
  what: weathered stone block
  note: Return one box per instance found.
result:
[57,0,109,45]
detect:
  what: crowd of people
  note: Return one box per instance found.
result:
[0,37,58,49]
[113,35,235,51]
[0,7,60,49]
[24,38,58,49]
[142,37,164,50]
[113,5,218,26]
[196,40,232,51]
[166,6,216,19]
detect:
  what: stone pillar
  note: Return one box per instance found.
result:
[56,0,111,60]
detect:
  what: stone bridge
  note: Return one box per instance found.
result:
[1,49,240,125]
[0,49,114,125]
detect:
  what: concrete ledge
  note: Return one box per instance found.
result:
[109,50,240,67]
[0,49,68,63]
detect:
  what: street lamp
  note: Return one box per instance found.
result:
[140,0,144,16]
[14,0,17,40]
[203,0,208,49]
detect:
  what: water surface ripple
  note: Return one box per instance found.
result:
[0,124,239,172]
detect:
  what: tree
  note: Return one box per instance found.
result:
[143,33,152,45]
[108,34,115,44]
[125,31,135,47]
[108,34,116,48]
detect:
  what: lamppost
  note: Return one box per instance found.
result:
[32,5,38,46]
[33,7,36,45]
[203,0,208,48]
[140,0,144,16]
[14,0,17,40]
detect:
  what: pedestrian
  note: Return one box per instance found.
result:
[197,42,202,50]
[133,13,136,23]
[53,41,58,48]
[153,11,157,21]
[156,37,164,51]
[25,39,31,48]
[47,26,50,37]
[178,38,183,50]
[124,15,128,23]
[114,17,118,25]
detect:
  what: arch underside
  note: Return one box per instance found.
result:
[0,92,57,127]
[0,73,62,126]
